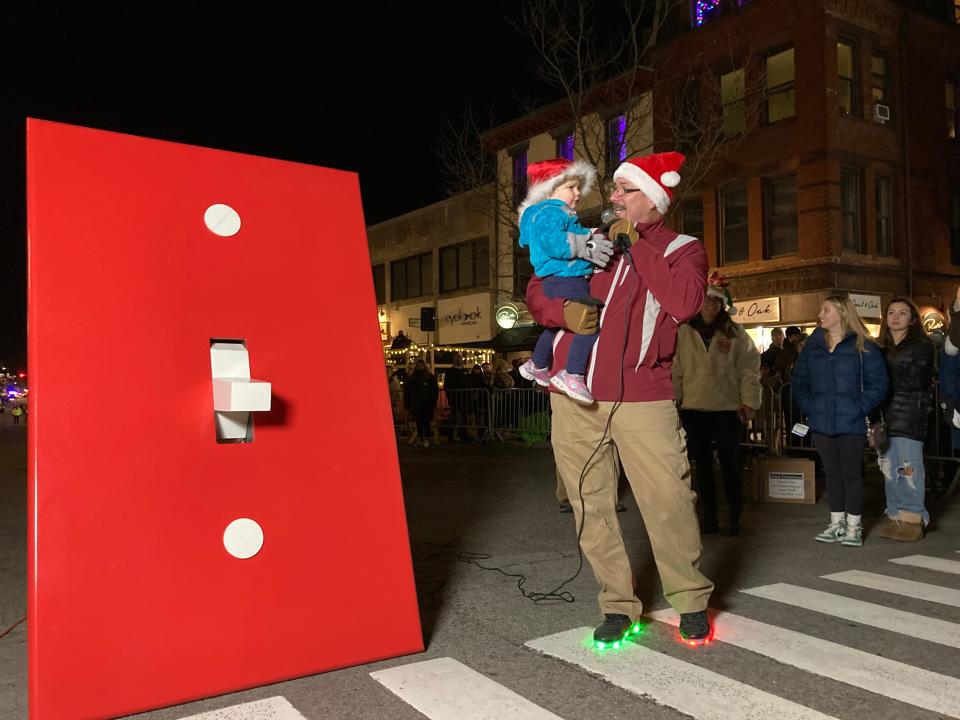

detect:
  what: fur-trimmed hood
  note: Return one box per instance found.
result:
[517,159,596,221]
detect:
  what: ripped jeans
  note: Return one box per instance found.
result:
[877,436,929,524]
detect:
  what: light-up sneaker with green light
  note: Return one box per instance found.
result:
[593,614,639,647]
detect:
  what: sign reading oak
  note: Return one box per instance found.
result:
[734,296,780,323]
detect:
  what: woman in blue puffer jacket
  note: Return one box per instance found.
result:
[791,294,888,547]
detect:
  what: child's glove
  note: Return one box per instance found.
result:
[569,233,614,268]
[563,300,599,335]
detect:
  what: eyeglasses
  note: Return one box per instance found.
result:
[606,183,643,197]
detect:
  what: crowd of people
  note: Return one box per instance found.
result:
[387,356,539,446]
[384,147,956,650]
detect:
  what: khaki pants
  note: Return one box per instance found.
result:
[551,394,713,619]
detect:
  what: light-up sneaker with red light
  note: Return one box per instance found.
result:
[679,610,712,647]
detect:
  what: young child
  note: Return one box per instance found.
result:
[516,158,612,404]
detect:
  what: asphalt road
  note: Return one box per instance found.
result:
[2,430,959,720]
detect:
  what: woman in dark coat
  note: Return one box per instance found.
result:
[873,297,933,541]
[404,360,439,448]
[791,295,888,547]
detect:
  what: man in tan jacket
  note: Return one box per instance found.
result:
[673,277,762,535]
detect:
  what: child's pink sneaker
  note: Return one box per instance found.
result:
[550,370,595,404]
[519,359,552,387]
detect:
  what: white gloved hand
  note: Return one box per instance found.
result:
[569,233,614,268]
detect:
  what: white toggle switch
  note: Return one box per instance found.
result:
[211,341,271,441]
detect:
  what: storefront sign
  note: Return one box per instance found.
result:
[495,303,520,329]
[920,307,945,334]
[849,293,882,319]
[733,296,780,323]
[438,292,492,344]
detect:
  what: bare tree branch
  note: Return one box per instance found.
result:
[438,0,765,298]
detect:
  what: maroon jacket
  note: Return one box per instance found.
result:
[526,219,706,402]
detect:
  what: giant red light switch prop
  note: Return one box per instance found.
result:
[27,119,423,719]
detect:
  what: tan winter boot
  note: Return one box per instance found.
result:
[892,511,924,542]
[876,515,900,540]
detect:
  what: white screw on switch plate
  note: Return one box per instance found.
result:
[204,204,242,237]
[223,518,263,559]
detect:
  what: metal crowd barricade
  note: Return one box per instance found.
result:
[748,377,959,498]
[440,387,495,443]
[489,387,552,441]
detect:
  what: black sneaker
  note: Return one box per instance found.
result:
[558,500,573,513]
[679,610,711,645]
[593,614,633,645]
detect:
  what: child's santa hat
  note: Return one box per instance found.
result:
[518,158,596,220]
[612,151,685,215]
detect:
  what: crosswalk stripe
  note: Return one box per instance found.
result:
[648,609,960,719]
[890,555,960,575]
[526,627,838,720]
[177,696,307,720]
[741,583,960,649]
[370,657,563,720]
[822,570,960,608]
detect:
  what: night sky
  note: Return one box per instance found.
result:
[0,2,547,367]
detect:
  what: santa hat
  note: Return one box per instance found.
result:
[706,271,734,310]
[518,158,597,220]
[612,151,685,215]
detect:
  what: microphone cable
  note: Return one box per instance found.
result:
[530,234,638,603]
[416,229,639,606]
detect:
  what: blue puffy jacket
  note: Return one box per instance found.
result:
[791,328,888,436]
[518,199,594,278]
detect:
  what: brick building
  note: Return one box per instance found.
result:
[372,0,960,350]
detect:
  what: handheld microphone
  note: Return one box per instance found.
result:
[598,208,635,269]
[598,208,619,233]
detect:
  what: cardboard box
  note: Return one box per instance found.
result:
[754,457,816,504]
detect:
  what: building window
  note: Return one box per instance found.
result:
[678,198,704,238]
[605,114,627,175]
[875,176,893,256]
[720,184,749,265]
[440,238,489,293]
[511,150,528,210]
[390,252,432,302]
[840,167,862,253]
[870,52,888,106]
[766,48,796,123]
[948,81,958,139]
[372,264,385,305]
[555,132,575,160]
[837,39,860,117]
[513,240,534,299]
[721,68,746,135]
[951,187,960,266]
[764,175,797,257]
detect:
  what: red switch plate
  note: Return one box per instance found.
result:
[27,119,423,719]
